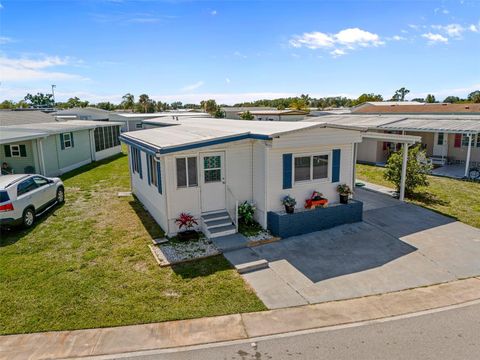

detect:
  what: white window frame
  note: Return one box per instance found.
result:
[293,152,331,184]
[10,145,21,157]
[148,154,158,187]
[62,133,72,149]
[175,155,198,188]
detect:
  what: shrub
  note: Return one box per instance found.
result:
[238,201,256,225]
[384,145,432,196]
[175,212,198,231]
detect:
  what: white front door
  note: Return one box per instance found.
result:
[433,132,448,157]
[200,152,226,212]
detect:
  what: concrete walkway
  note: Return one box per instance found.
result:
[2,278,480,360]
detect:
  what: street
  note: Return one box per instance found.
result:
[112,302,480,360]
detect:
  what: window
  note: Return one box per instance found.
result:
[62,133,72,149]
[135,123,143,129]
[294,154,329,182]
[17,178,38,197]
[462,134,471,147]
[32,176,49,187]
[176,156,197,188]
[147,154,158,187]
[203,155,221,183]
[477,134,480,148]
[5,144,27,158]
[437,132,444,145]
[131,147,141,175]
[94,126,121,152]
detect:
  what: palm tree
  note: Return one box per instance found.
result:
[138,94,150,113]
[121,93,135,110]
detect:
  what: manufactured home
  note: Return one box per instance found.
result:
[120,118,371,238]
[1,120,122,176]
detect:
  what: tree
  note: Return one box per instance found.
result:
[0,100,15,109]
[468,90,480,103]
[410,98,425,102]
[96,102,116,111]
[64,97,89,108]
[425,94,436,103]
[443,96,461,103]
[171,101,183,110]
[24,93,54,107]
[391,87,410,101]
[289,98,309,111]
[121,93,135,110]
[201,99,219,115]
[138,94,152,113]
[300,94,311,106]
[213,106,225,118]
[354,93,383,106]
[240,110,254,120]
[383,145,432,197]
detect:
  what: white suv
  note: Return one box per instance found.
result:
[0,174,65,228]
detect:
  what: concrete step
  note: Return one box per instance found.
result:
[201,211,230,222]
[207,224,237,238]
[223,248,269,274]
[211,233,249,252]
[204,218,232,229]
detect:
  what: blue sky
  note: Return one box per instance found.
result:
[1,0,479,104]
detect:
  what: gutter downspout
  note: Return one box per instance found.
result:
[464,134,472,178]
[38,138,47,176]
[263,141,270,229]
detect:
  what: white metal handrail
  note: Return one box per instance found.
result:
[226,185,239,232]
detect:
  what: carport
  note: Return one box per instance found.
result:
[352,132,421,201]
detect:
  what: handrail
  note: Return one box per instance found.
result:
[226,185,239,232]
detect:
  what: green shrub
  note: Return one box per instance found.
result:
[384,145,432,196]
[238,201,256,225]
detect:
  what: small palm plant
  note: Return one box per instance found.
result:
[175,212,199,240]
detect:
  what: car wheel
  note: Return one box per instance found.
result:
[56,187,65,204]
[23,208,35,228]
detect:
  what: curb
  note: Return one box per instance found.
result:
[2,277,480,360]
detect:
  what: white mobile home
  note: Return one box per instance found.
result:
[120,118,364,237]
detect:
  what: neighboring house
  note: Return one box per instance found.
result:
[240,109,309,121]
[140,113,212,129]
[222,107,276,120]
[53,107,134,132]
[352,102,480,114]
[0,109,58,126]
[1,120,122,176]
[311,114,480,177]
[120,118,364,237]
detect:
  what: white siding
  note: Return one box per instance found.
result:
[252,141,267,227]
[95,145,122,161]
[129,148,168,233]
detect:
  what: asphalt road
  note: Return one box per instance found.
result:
[114,302,480,360]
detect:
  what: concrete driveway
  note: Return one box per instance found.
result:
[233,188,480,309]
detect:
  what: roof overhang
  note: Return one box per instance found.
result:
[377,126,479,134]
[361,132,421,144]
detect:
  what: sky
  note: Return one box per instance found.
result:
[0,0,479,105]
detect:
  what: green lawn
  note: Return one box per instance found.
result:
[357,164,480,228]
[0,153,265,335]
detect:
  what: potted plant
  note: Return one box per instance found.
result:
[282,195,297,214]
[337,184,353,204]
[175,212,199,241]
[305,191,328,209]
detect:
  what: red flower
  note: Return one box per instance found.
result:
[175,212,198,230]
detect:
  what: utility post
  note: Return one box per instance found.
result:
[51,84,56,109]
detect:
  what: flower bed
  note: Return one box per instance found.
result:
[151,237,221,266]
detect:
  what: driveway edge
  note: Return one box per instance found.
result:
[2,277,480,360]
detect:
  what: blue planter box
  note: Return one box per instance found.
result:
[267,200,363,238]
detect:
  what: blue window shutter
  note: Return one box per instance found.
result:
[138,151,143,179]
[70,132,74,147]
[282,153,292,189]
[60,133,65,150]
[332,149,341,183]
[130,147,135,172]
[146,155,151,185]
[157,161,162,194]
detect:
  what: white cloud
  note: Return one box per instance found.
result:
[233,51,247,58]
[181,81,204,92]
[432,23,465,37]
[330,49,346,57]
[470,24,479,32]
[392,35,406,41]
[0,55,88,82]
[210,10,217,16]
[289,27,382,57]
[421,32,449,44]
[0,36,13,44]
[225,78,230,84]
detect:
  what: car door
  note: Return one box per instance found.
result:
[16,177,43,211]
[32,176,56,204]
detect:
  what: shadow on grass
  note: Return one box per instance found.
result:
[60,153,126,182]
[171,255,233,279]
[409,190,450,207]
[128,197,165,240]
[0,203,65,247]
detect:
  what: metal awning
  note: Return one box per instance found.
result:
[361,132,421,144]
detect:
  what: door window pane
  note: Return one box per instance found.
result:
[437,132,444,145]
[176,158,187,187]
[294,156,311,181]
[203,156,221,169]
[313,155,328,179]
[187,157,198,186]
[204,169,221,183]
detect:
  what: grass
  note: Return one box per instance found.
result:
[356,164,480,228]
[0,153,265,335]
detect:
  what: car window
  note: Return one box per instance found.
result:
[0,191,9,203]
[33,176,49,187]
[17,178,38,197]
